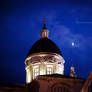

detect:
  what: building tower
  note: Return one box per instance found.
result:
[25,19,65,84]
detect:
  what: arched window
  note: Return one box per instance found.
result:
[52,86,71,92]
[47,67,52,74]
[88,81,92,92]
[51,83,72,92]
[33,67,39,79]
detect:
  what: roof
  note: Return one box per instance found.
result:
[28,38,62,57]
[39,74,86,80]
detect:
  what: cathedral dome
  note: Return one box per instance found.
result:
[27,38,62,56]
[25,19,65,83]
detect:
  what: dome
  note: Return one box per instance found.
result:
[27,38,62,56]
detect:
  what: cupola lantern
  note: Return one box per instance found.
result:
[40,18,49,38]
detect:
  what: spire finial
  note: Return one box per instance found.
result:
[40,17,49,38]
[43,17,46,29]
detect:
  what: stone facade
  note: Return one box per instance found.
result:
[25,52,65,83]
[30,74,86,92]
[1,73,92,92]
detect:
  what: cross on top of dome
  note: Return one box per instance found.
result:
[43,17,47,29]
[40,17,49,38]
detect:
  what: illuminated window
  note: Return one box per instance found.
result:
[34,67,39,79]
[47,67,52,74]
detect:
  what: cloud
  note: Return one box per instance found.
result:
[50,24,81,48]
[36,10,92,52]
[48,20,92,52]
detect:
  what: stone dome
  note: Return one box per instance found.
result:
[27,38,62,56]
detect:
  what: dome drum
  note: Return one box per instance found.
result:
[25,52,65,83]
[25,52,64,66]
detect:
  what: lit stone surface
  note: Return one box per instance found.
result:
[25,52,65,83]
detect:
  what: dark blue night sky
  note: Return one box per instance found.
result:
[0,0,92,84]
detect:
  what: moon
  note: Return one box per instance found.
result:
[72,42,74,46]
